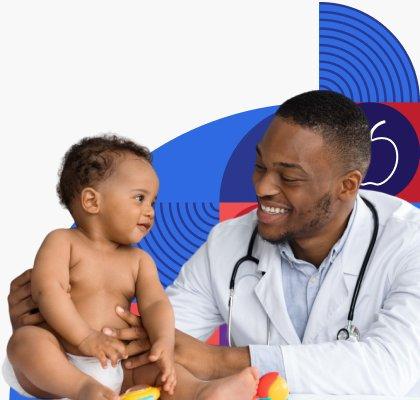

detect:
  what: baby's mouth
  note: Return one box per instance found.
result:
[137,223,151,231]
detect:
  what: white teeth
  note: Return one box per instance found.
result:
[261,204,288,215]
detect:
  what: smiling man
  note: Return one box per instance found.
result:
[7,91,420,396]
[164,91,420,395]
[252,95,370,266]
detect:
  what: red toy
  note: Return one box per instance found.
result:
[255,372,289,400]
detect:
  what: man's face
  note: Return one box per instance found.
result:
[253,117,341,243]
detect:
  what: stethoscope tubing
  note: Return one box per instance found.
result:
[229,227,259,290]
[346,198,379,322]
[227,197,379,346]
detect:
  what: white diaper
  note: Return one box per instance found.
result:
[3,354,123,399]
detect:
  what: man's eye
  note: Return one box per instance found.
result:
[135,195,145,202]
[255,163,266,171]
[282,176,297,182]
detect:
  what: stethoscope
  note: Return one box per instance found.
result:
[227,197,379,346]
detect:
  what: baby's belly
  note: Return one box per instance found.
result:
[60,291,133,355]
[76,293,132,328]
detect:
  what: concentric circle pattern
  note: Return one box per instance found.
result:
[138,202,219,287]
[320,2,420,102]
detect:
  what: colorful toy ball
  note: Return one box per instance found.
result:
[120,385,160,400]
[256,372,289,400]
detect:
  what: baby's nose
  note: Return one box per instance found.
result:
[145,205,155,218]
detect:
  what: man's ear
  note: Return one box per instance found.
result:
[338,170,363,201]
[80,187,101,214]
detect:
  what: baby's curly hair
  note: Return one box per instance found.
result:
[57,134,152,211]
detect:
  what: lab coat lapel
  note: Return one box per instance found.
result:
[254,239,301,345]
[303,195,373,342]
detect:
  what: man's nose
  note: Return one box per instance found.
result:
[254,173,280,198]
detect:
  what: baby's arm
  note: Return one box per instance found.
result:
[31,230,126,367]
[136,250,176,393]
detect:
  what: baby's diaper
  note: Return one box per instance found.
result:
[3,354,123,399]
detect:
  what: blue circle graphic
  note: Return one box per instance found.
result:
[360,103,419,195]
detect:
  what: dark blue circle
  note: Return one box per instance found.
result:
[361,103,419,195]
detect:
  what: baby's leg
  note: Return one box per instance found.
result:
[8,326,119,400]
[129,362,259,400]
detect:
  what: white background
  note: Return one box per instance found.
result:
[0,1,418,396]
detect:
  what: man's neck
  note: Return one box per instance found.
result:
[289,206,354,267]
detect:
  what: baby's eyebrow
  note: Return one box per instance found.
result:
[131,189,149,194]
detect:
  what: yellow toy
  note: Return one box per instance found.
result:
[120,385,160,400]
[256,372,289,400]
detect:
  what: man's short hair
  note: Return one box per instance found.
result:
[57,134,152,211]
[276,90,371,176]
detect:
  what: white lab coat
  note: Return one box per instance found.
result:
[166,190,420,396]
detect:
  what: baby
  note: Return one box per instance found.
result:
[6,135,259,400]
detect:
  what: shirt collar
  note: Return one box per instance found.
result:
[279,200,358,268]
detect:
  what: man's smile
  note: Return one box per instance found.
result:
[260,204,290,215]
[257,201,292,224]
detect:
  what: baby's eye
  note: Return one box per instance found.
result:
[135,194,145,202]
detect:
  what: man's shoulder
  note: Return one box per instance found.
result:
[360,190,420,251]
[360,189,420,227]
[208,209,257,242]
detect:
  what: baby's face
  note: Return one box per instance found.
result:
[98,154,159,245]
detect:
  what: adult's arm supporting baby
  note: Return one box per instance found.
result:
[31,229,92,346]
[8,268,44,331]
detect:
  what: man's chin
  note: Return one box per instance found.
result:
[258,225,292,245]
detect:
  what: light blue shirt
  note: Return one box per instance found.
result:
[250,202,357,378]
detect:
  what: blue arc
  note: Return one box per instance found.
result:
[319,2,420,102]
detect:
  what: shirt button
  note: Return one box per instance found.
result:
[309,277,316,284]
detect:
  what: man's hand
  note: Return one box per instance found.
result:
[8,269,44,330]
[105,306,251,380]
[78,330,128,368]
[106,306,232,379]
[149,338,177,395]
[102,306,152,369]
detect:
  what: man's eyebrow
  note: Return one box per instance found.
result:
[256,145,308,174]
[274,162,307,174]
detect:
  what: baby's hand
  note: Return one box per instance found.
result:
[149,338,176,395]
[78,330,127,368]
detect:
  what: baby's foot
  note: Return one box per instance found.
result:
[196,367,259,400]
[76,378,119,400]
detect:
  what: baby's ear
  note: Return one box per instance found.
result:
[81,187,100,214]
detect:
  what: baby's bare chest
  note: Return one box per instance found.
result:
[68,249,137,301]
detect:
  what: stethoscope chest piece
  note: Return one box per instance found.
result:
[337,322,360,341]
